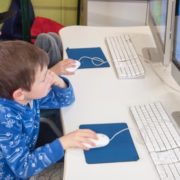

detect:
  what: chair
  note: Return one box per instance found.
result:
[40,117,62,137]
[35,109,63,147]
[0,9,15,24]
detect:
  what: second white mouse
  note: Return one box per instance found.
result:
[84,133,110,149]
[66,60,81,72]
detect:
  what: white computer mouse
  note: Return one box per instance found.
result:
[66,60,81,72]
[84,133,110,149]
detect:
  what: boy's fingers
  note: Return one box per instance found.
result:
[79,129,97,138]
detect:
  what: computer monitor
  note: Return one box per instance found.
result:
[147,0,175,65]
[172,0,180,85]
[171,0,180,128]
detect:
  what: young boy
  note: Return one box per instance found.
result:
[0,41,97,179]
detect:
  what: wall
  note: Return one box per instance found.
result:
[0,0,11,13]
[0,0,78,26]
[87,0,148,26]
[31,0,78,26]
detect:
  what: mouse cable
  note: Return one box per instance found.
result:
[78,56,108,66]
[109,128,129,142]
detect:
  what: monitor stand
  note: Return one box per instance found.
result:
[171,111,180,131]
[142,47,162,63]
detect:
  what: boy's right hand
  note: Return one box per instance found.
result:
[59,129,98,150]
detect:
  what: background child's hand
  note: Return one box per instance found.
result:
[59,129,98,150]
[48,70,67,88]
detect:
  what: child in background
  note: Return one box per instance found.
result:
[35,32,77,76]
[0,40,96,179]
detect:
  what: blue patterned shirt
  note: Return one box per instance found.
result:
[0,77,75,179]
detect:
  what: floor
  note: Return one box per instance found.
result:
[31,163,64,180]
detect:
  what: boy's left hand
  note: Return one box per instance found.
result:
[49,70,67,88]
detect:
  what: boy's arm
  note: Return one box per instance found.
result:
[0,122,64,179]
[0,122,97,179]
[39,75,75,109]
[49,70,67,88]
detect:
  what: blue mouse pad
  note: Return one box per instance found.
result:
[66,47,110,69]
[79,123,139,164]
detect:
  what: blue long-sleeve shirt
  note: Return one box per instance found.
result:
[0,77,75,179]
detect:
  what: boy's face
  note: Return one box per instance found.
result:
[23,65,52,102]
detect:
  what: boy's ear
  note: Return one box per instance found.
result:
[12,88,25,101]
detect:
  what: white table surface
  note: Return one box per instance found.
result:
[59,26,180,180]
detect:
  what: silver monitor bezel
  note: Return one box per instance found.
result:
[148,0,175,66]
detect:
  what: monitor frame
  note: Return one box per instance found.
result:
[147,0,175,66]
[172,0,180,85]
[168,0,180,130]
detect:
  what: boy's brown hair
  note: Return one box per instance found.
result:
[0,40,49,99]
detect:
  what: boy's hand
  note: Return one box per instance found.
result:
[59,129,98,150]
[48,70,67,88]
[50,59,77,76]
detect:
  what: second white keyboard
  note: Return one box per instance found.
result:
[106,34,145,79]
[130,102,180,180]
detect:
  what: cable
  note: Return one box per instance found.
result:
[127,33,180,93]
[78,56,108,66]
[109,128,129,142]
[137,53,180,94]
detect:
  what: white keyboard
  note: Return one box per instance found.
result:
[106,34,145,79]
[130,102,180,180]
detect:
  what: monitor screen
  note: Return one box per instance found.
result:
[148,0,175,65]
[149,0,168,50]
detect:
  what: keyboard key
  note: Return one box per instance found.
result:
[162,164,175,179]
[156,165,168,179]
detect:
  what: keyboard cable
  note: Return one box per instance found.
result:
[138,53,180,94]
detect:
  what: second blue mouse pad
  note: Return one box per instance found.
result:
[79,123,139,164]
[66,47,110,69]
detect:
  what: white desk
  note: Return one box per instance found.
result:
[59,26,180,180]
